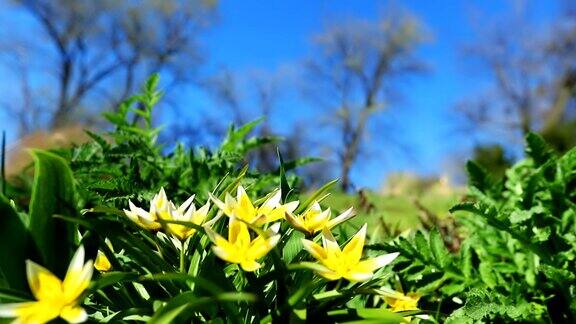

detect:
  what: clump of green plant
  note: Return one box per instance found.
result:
[0,76,421,323]
[383,133,576,322]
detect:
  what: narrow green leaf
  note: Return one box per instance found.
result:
[278,149,291,202]
[356,308,404,321]
[295,179,338,214]
[0,195,28,291]
[28,150,77,277]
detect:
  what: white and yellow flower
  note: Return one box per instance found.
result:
[210,185,298,225]
[301,224,399,281]
[285,201,355,236]
[123,187,171,230]
[165,195,211,241]
[204,218,280,271]
[0,246,93,323]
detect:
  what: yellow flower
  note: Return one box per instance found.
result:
[210,185,299,225]
[204,218,280,271]
[165,195,210,241]
[94,251,111,272]
[285,201,355,236]
[94,239,113,272]
[123,187,171,230]
[384,292,420,312]
[301,224,399,281]
[0,246,93,323]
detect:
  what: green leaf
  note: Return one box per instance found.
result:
[283,231,304,263]
[89,271,140,292]
[413,231,432,262]
[0,195,29,291]
[478,262,497,288]
[0,286,33,302]
[221,118,263,152]
[525,132,555,166]
[149,291,256,323]
[28,150,78,277]
[295,179,338,214]
[466,161,494,194]
[509,210,532,224]
[459,241,473,279]
[355,307,404,322]
[278,149,291,202]
[429,228,450,268]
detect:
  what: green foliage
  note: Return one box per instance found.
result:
[4,74,574,323]
[471,144,513,181]
[381,132,576,322]
[0,195,28,291]
[29,150,78,277]
[0,76,408,323]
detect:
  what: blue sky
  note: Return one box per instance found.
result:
[0,0,563,188]
[172,0,561,187]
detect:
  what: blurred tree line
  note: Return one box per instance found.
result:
[1,0,575,190]
[1,0,216,133]
[459,1,576,177]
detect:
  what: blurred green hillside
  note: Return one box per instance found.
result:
[322,173,464,246]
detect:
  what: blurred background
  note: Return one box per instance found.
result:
[0,0,575,199]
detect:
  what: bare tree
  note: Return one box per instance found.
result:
[457,2,576,151]
[1,0,216,133]
[305,10,426,191]
[202,68,246,127]
[201,66,314,172]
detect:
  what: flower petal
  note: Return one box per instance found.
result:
[371,252,400,269]
[26,260,62,301]
[342,224,367,265]
[240,260,261,272]
[321,228,341,256]
[11,301,60,324]
[301,239,327,261]
[306,209,331,233]
[283,201,300,214]
[285,212,308,234]
[60,305,88,323]
[229,219,250,247]
[63,259,93,303]
[326,207,355,229]
[247,234,280,260]
[204,225,228,247]
[261,189,281,209]
[212,245,240,264]
[317,269,342,281]
[344,269,374,282]
[178,195,196,215]
[192,202,210,224]
[94,251,112,272]
[0,302,22,317]
[236,186,256,222]
[66,246,85,276]
[208,192,228,215]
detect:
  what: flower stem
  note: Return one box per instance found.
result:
[180,241,186,273]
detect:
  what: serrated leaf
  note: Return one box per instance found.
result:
[525,133,555,166]
[413,231,432,262]
[429,228,450,268]
[509,210,532,224]
[466,161,493,194]
[478,262,497,288]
